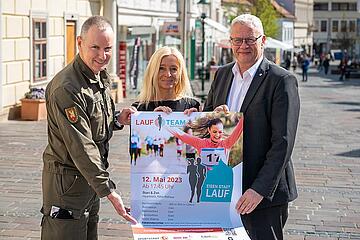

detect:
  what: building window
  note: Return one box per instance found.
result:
[320,20,327,32]
[349,3,357,10]
[332,20,339,32]
[349,20,356,32]
[341,20,347,32]
[314,3,328,10]
[332,2,357,11]
[314,20,319,32]
[332,3,340,10]
[340,3,348,10]
[286,28,290,41]
[33,18,47,82]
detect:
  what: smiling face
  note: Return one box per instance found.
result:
[77,25,114,74]
[230,23,265,73]
[208,122,224,143]
[157,55,180,94]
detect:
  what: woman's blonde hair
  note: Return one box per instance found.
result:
[137,46,193,104]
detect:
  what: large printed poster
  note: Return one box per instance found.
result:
[130,111,250,240]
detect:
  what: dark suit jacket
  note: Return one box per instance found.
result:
[204,58,300,209]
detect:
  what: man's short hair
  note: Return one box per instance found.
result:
[80,15,113,38]
[231,14,264,35]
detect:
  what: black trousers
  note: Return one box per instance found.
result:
[241,203,288,240]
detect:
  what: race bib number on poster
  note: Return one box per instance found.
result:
[200,148,227,166]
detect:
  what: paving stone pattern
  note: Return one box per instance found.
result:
[0,69,359,239]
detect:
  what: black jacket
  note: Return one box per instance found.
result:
[204,58,300,209]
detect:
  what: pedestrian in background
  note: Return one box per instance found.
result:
[301,54,310,81]
[291,55,297,72]
[284,56,291,70]
[41,16,137,240]
[323,54,330,75]
[317,53,324,72]
[203,13,300,239]
[206,56,217,80]
[339,58,348,81]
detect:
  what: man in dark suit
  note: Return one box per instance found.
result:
[203,14,300,239]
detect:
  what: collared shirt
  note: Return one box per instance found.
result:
[227,56,264,112]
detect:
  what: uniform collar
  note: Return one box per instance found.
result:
[75,54,111,88]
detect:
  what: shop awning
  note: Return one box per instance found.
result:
[204,18,229,33]
[293,47,304,53]
[218,39,231,49]
[165,36,181,45]
[265,37,293,50]
[203,19,230,48]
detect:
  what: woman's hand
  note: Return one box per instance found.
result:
[214,104,230,114]
[184,107,198,116]
[154,106,172,114]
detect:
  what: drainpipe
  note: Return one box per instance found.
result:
[179,0,187,59]
[0,0,3,112]
[103,0,117,76]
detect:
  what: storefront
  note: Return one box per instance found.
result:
[192,17,229,80]
[117,3,179,94]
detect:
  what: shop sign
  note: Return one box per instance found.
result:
[162,22,181,36]
[118,41,127,97]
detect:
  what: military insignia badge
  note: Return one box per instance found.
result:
[65,106,79,123]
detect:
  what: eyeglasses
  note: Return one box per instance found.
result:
[229,35,262,46]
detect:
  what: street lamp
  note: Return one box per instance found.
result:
[197,0,209,93]
[200,13,206,92]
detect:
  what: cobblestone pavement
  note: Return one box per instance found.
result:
[0,69,359,239]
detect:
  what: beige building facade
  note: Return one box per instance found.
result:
[0,0,229,120]
[294,0,314,54]
[313,0,360,57]
[0,0,117,120]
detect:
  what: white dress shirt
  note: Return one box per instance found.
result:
[227,57,264,112]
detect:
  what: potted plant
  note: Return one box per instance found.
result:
[20,88,47,121]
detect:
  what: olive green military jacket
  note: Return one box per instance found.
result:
[43,54,120,198]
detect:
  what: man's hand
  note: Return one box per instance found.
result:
[184,107,198,116]
[214,104,230,114]
[118,107,137,125]
[235,188,263,215]
[107,191,137,224]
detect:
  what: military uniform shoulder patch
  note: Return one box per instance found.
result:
[65,106,79,123]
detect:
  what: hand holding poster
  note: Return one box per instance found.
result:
[130,111,250,240]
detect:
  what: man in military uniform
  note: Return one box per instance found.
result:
[40,16,137,239]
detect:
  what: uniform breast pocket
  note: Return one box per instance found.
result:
[105,94,114,119]
[90,99,106,141]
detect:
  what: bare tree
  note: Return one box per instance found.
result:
[335,31,356,54]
